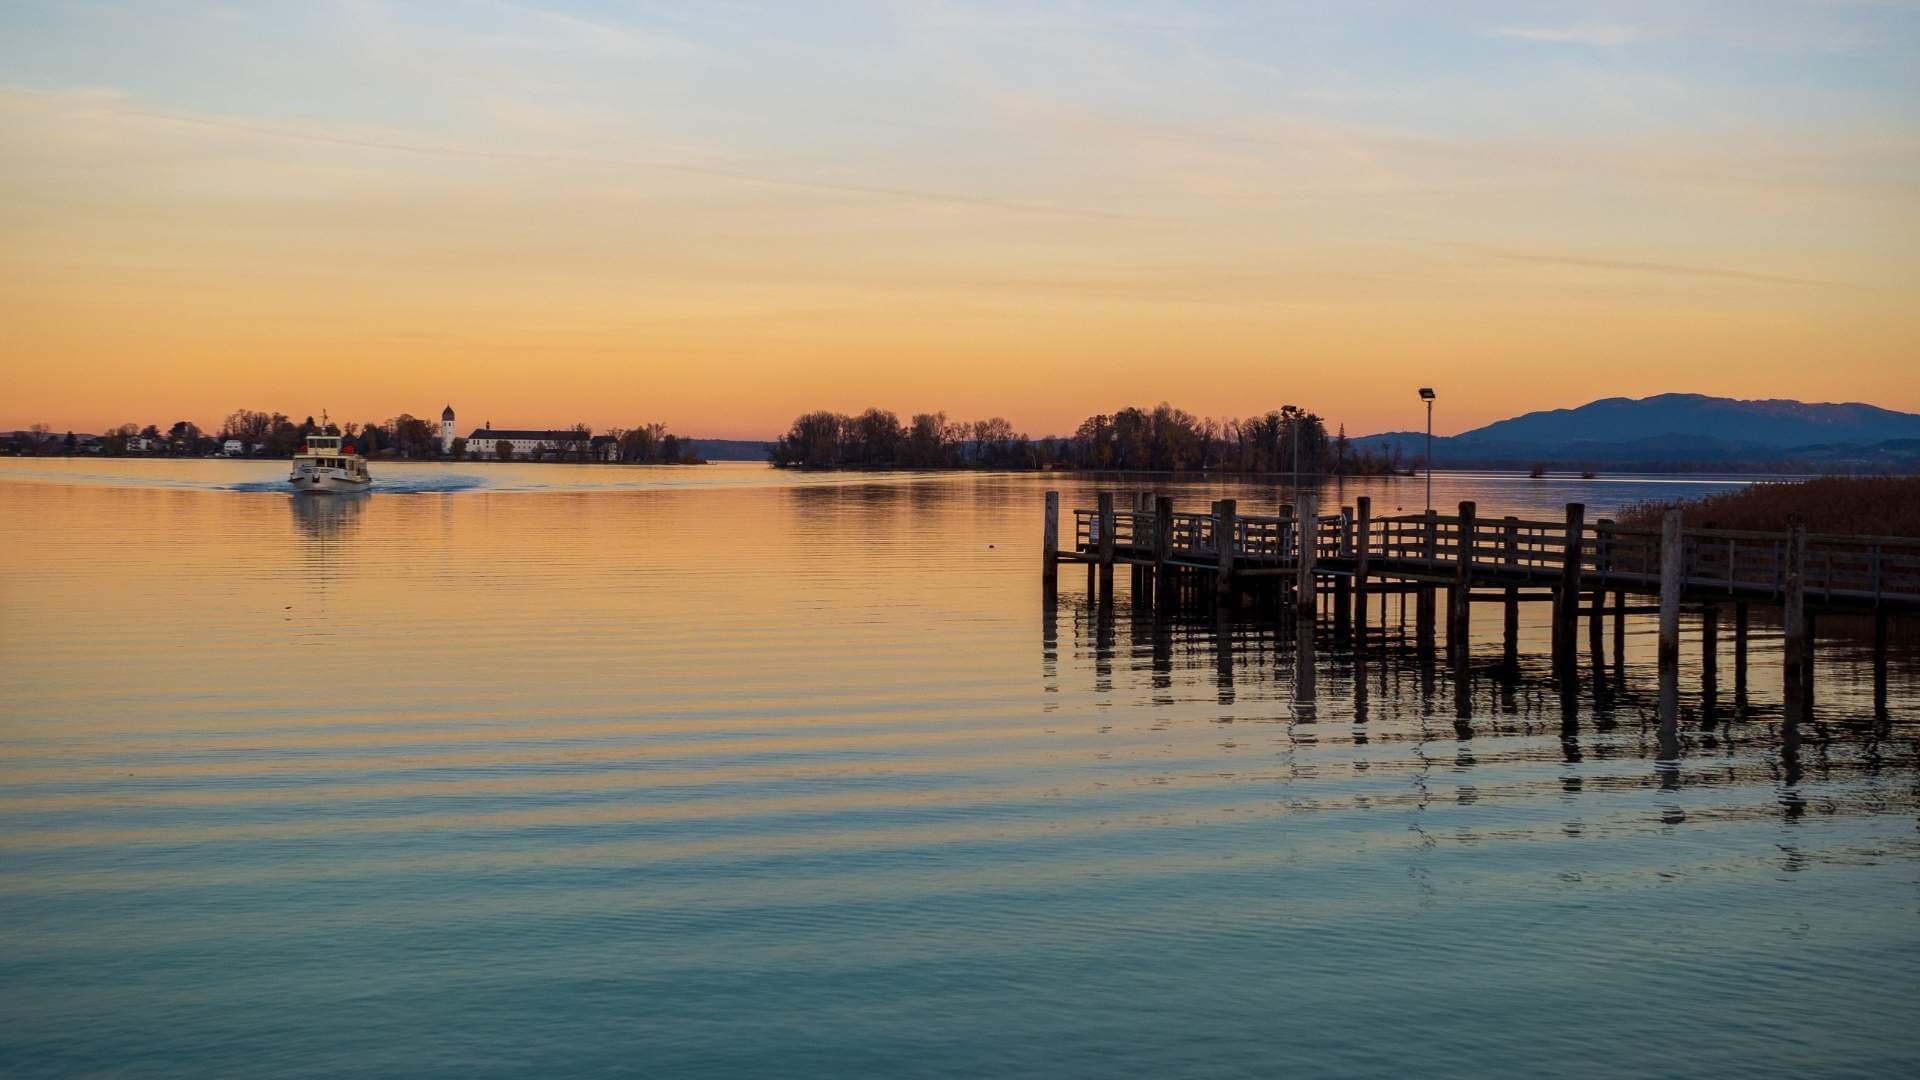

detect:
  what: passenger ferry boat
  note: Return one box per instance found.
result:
[289,427,372,492]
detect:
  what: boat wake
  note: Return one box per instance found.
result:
[226,474,488,494]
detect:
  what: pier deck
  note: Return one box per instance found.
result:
[1041,491,1919,723]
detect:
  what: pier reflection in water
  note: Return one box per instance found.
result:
[1041,589,1908,828]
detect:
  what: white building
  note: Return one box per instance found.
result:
[441,405,457,454]
[466,426,588,460]
[223,439,246,457]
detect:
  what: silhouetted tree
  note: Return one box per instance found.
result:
[766,401,1391,474]
[388,414,435,458]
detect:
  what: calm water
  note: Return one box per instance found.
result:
[3,459,1917,1078]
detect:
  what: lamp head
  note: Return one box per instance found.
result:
[1418,387,1436,401]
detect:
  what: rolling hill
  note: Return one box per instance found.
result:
[1353,394,1920,471]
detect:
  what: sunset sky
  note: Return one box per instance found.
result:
[3,1,1917,439]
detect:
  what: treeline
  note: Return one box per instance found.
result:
[769,403,1400,474]
[9,411,702,464]
[209,411,445,459]
[3,420,226,457]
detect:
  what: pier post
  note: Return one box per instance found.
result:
[1874,607,1889,721]
[1658,508,1683,734]
[1733,602,1749,715]
[1553,503,1587,673]
[1215,498,1237,603]
[1282,499,1297,599]
[1502,516,1519,670]
[1450,501,1476,674]
[1416,509,1437,651]
[1154,494,1174,612]
[1042,491,1060,595]
[1612,589,1626,668]
[1701,603,1719,722]
[1278,502,1295,613]
[1333,506,1353,636]
[1096,492,1115,604]
[1590,518,1612,666]
[1782,517,1807,721]
[1354,497,1372,635]
[1804,610,1817,703]
[1132,492,1151,596]
[1296,492,1318,623]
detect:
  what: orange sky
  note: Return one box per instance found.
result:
[4,3,1918,439]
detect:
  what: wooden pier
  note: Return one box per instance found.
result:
[1043,492,1919,723]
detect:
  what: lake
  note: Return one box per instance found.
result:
[3,459,1916,1078]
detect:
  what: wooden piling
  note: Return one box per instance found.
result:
[1333,506,1353,634]
[1133,492,1152,596]
[1589,517,1612,665]
[1734,602,1749,713]
[1612,589,1626,666]
[1658,507,1683,733]
[1782,517,1807,721]
[1354,497,1372,633]
[1502,516,1519,669]
[1041,491,1059,591]
[1278,502,1295,613]
[1450,501,1476,670]
[1804,609,1817,703]
[1701,603,1719,719]
[1416,508,1437,648]
[1215,498,1237,602]
[1554,503,1587,671]
[1095,491,1116,602]
[1296,492,1318,622]
[1154,494,1174,612]
[1874,607,1889,720]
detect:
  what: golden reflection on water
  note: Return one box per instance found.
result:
[3,461,1919,1079]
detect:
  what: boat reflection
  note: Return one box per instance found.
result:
[288,490,368,540]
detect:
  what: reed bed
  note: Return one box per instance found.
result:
[1620,475,1920,537]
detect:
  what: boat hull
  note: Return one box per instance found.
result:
[288,471,372,493]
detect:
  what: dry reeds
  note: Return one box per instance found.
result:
[1619,475,1920,537]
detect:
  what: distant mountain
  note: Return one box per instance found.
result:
[1352,395,1920,472]
[1461,394,1920,449]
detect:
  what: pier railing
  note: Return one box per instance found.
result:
[1048,492,1914,725]
[1068,501,1920,609]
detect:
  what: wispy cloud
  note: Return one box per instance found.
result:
[23,94,1152,223]
[1491,23,1642,46]
[1477,248,1836,288]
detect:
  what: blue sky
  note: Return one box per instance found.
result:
[3,2,1917,434]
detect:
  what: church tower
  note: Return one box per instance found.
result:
[441,404,456,454]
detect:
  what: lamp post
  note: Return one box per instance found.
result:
[1418,387,1436,513]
